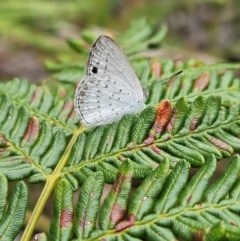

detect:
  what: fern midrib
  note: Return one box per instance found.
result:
[89,201,240,240]
[20,125,85,241]
[65,115,240,173]
[1,185,22,239]
[170,87,238,105]
[153,117,240,146]
[143,202,240,226]
[4,93,76,133]
[0,130,49,176]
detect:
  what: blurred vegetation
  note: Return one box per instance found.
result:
[0,1,240,239]
[0,0,239,82]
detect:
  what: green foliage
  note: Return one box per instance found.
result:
[0,174,28,241]
[48,156,240,241]
[0,19,240,241]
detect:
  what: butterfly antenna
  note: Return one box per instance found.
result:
[150,70,183,87]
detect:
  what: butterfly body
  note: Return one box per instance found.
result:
[74,35,145,127]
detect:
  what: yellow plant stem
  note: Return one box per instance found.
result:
[21,125,85,241]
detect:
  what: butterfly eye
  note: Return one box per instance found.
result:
[92,67,98,74]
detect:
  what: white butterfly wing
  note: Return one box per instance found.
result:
[75,74,145,126]
[74,35,145,127]
[86,35,144,101]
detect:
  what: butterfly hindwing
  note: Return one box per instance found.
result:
[75,74,142,126]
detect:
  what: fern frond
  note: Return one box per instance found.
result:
[65,106,156,184]
[147,68,240,107]
[50,179,73,240]
[0,80,80,135]
[61,95,240,190]
[0,110,67,181]
[48,155,240,241]
[64,18,167,57]
[1,80,240,187]
[0,173,28,240]
[75,172,104,239]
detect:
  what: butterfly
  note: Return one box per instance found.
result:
[74,35,146,127]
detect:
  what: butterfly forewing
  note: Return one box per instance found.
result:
[87,36,144,100]
[74,35,145,127]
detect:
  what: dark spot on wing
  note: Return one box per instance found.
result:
[92,67,98,74]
